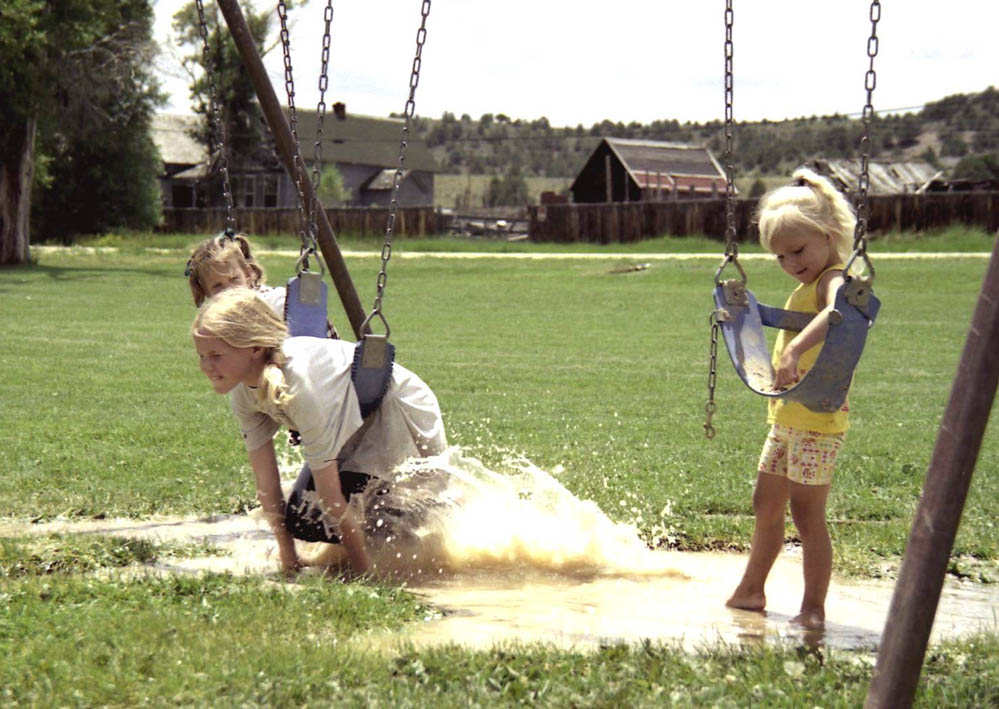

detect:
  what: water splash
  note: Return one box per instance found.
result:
[301,448,681,581]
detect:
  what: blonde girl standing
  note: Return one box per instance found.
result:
[725,167,860,629]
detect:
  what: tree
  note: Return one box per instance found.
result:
[952,154,999,182]
[1,0,162,262]
[171,1,283,206]
[316,164,347,205]
[484,166,528,207]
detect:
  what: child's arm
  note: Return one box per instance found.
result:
[310,459,371,574]
[248,442,301,575]
[774,269,846,389]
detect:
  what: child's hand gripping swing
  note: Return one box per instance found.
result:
[703,1,882,439]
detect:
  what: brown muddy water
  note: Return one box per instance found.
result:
[3,449,996,654]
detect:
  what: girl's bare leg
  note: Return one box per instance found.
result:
[726,472,790,611]
[789,481,832,628]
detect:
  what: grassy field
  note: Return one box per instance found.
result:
[1,227,998,705]
[435,174,573,209]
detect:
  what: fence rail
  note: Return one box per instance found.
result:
[527,192,999,243]
[159,206,445,238]
[161,193,998,243]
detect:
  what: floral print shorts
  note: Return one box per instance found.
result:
[757,423,845,486]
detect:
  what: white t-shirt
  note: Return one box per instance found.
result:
[230,337,446,478]
[256,285,286,317]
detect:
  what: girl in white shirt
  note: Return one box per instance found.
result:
[192,287,446,575]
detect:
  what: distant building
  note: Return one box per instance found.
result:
[152,103,438,209]
[805,158,942,195]
[570,138,728,203]
[151,113,205,209]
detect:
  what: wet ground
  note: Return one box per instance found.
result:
[4,512,996,654]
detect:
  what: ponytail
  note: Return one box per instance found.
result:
[757,166,858,270]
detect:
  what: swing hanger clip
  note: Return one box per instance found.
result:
[360,308,391,342]
[294,228,325,278]
[713,250,747,287]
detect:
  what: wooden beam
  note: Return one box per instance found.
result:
[214,0,367,339]
[865,235,999,708]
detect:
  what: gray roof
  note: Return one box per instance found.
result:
[151,114,205,166]
[807,159,942,195]
[606,138,726,180]
[152,109,439,174]
[287,108,439,173]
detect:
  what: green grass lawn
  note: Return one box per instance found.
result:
[1,227,998,705]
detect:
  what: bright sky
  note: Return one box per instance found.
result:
[153,0,999,127]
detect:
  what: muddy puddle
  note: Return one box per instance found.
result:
[3,449,996,654]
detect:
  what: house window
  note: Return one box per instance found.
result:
[263,174,278,208]
[242,175,255,207]
[171,184,194,208]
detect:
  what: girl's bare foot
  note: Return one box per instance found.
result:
[726,589,766,612]
[790,609,825,629]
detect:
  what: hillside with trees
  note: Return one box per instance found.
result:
[406,87,999,205]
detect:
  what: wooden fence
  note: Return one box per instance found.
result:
[527,191,999,243]
[159,206,445,238]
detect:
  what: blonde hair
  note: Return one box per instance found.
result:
[756,167,857,269]
[192,288,291,409]
[186,233,266,306]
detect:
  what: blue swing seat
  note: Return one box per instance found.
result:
[712,276,880,413]
[285,272,328,339]
[283,271,397,543]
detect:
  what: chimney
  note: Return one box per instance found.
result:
[333,102,346,120]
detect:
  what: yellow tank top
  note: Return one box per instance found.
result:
[768,264,850,433]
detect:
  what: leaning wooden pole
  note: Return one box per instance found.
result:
[215,0,367,339]
[865,236,999,708]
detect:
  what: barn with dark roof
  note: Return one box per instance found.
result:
[570,137,728,203]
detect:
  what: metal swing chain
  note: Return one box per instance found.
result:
[195,0,236,235]
[277,0,312,270]
[366,0,431,334]
[308,0,334,264]
[704,0,736,440]
[846,0,881,280]
[721,0,738,271]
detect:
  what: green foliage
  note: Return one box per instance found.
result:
[0,0,164,242]
[171,1,287,178]
[484,166,529,207]
[317,163,348,205]
[952,153,999,181]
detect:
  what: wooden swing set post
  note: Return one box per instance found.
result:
[214,0,367,339]
[865,236,999,708]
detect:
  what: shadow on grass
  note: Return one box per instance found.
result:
[0,261,173,284]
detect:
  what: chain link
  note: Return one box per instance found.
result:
[849,0,880,276]
[704,313,720,439]
[309,0,334,257]
[704,0,737,440]
[370,0,431,323]
[277,0,310,264]
[722,0,737,263]
[195,0,236,234]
